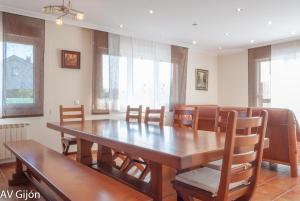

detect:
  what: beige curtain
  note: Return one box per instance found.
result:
[248,45,271,106]
[2,12,45,117]
[92,30,109,114]
[170,45,188,110]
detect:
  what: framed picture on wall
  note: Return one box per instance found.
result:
[61,50,80,69]
[195,69,208,90]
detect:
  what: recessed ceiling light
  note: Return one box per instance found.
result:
[119,24,124,28]
[250,40,255,43]
[149,10,154,14]
[236,8,243,13]
[224,32,230,36]
[192,22,198,26]
[268,21,273,25]
[56,17,63,25]
[291,31,296,35]
[192,40,197,45]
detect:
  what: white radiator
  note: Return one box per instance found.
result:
[0,123,30,162]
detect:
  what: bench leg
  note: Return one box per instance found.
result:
[8,158,29,186]
[76,139,93,165]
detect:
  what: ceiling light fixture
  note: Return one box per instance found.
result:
[250,39,255,43]
[192,23,198,26]
[291,31,296,35]
[192,40,197,45]
[55,17,63,26]
[236,8,243,13]
[42,0,84,25]
[149,10,154,14]
[268,21,273,25]
[119,24,124,28]
[224,32,230,36]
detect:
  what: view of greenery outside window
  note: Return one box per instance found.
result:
[5,42,34,104]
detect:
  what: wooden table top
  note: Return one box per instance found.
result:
[47,119,269,170]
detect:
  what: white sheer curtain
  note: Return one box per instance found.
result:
[104,34,171,112]
[271,40,300,119]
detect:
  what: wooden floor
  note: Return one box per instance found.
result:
[1,159,300,201]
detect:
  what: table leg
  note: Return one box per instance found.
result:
[149,161,177,201]
[76,138,93,165]
[8,158,28,186]
[97,144,115,166]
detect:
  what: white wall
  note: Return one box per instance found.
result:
[0,21,220,152]
[217,51,248,106]
[186,50,218,104]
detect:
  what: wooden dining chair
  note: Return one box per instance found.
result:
[173,110,268,201]
[144,106,165,127]
[126,105,143,122]
[215,107,253,134]
[59,105,84,155]
[124,106,165,180]
[207,107,254,170]
[173,105,199,130]
[113,105,143,170]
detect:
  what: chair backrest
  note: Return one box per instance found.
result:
[59,105,85,137]
[217,110,268,200]
[216,107,253,134]
[173,105,199,130]
[196,105,219,131]
[144,106,165,127]
[126,105,142,123]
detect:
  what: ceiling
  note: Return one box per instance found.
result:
[1,0,300,54]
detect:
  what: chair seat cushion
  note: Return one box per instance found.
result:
[175,167,245,197]
[205,159,250,171]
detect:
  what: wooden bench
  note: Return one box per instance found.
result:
[4,140,152,201]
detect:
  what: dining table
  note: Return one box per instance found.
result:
[47,119,269,201]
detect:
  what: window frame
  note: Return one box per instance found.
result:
[2,14,44,118]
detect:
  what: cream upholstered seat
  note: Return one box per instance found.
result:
[175,167,246,197]
[205,159,251,171]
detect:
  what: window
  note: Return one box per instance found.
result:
[250,42,300,119]
[100,54,172,112]
[257,60,271,107]
[2,12,44,117]
[92,32,188,114]
[248,45,271,107]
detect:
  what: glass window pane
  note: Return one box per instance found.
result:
[260,60,271,107]
[5,42,34,104]
[271,58,300,119]
[118,56,128,111]
[102,54,110,92]
[132,58,154,107]
[158,62,171,108]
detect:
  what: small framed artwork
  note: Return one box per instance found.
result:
[61,50,80,69]
[195,69,208,90]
